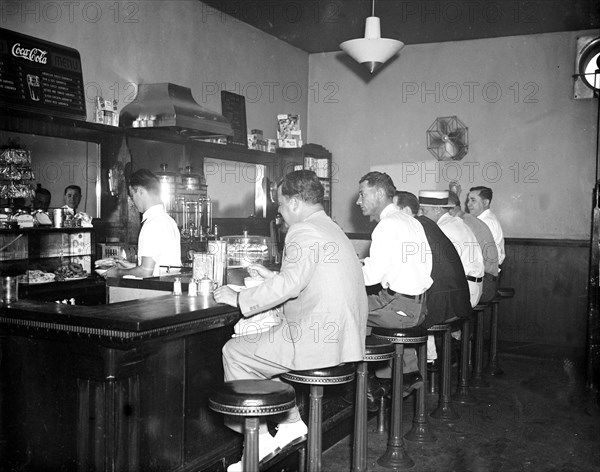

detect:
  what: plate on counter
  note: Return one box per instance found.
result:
[20,271,56,284]
[60,275,88,282]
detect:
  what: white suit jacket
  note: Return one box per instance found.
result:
[238,210,368,370]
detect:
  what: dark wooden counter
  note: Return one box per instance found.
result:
[0,295,244,472]
[0,292,354,472]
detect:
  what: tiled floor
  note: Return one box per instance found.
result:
[321,352,600,471]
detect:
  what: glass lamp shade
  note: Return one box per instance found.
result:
[340,16,404,73]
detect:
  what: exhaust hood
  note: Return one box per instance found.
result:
[119,83,233,139]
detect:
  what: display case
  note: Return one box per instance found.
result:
[276,143,333,215]
[0,227,95,275]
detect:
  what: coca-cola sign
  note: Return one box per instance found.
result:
[11,43,48,64]
[1,27,85,120]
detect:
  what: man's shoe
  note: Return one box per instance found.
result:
[403,371,424,397]
[227,432,280,472]
[341,385,381,412]
[273,421,308,451]
[375,373,424,398]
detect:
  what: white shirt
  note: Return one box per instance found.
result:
[478,209,505,266]
[438,212,484,307]
[138,204,181,276]
[363,204,433,295]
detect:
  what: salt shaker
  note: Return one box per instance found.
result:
[188,278,197,296]
[173,277,182,296]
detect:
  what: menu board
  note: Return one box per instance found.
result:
[0,28,86,120]
[220,91,247,147]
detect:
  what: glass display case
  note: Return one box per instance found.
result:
[0,227,95,280]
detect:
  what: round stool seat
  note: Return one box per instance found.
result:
[209,379,296,416]
[282,363,355,385]
[371,325,428,344]
[473,303,488,311]
[364,335,395,361]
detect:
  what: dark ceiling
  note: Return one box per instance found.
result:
[202,0,599,53]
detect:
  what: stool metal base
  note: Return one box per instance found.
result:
[405,343,436,443]
[377,446,415,469]
[452,318,478,405]
[429,325,460,421]
[485,300,505,376]
[471,307,490,389]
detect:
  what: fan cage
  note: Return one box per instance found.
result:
[426,116,469,161]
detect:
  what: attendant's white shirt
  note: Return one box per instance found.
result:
[438,212,484,307]
[138,204,181,276]
[478,209,505,266]
[362,204,432,295]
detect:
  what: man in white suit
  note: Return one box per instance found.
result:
[214,170,368,472]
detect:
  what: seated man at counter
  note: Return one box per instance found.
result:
[448,190,500,302]
[357,172,432,395]
[214,170,368,471]
[104,168,181,278]
[395,191,471,364]
[467,186,505,269]
[419,190,484,308]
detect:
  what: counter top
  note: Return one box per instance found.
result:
[0,293,241,343]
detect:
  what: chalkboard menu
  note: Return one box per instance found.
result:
[0,28,86,120]
[220,91,247,147]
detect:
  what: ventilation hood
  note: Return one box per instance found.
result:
[119,83,233,139]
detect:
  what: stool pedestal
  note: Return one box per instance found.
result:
[485,297,504,376]
[404,341,437,443]
[485,288,514,376]
[471,304,491,389]
[452,317,477,405]
[352,336,395,472]
[282,364,355,472]
[428,323,459,421]
[372,326,431,469]
[208,380,296,472]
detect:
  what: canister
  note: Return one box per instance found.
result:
[52,208,64,228]
[1,276,18,303]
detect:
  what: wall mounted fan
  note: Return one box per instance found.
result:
[426,116,468,161]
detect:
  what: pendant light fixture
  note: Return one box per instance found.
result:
[339,0,404,73]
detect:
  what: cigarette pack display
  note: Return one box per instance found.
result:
[322,180,331,200]
[304,156,317,172]
[277,114,302,148]
[316,158,330,178]
[94,97,119,126]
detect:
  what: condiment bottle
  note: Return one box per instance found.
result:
[188,278,197,296]
[173,277,182,296]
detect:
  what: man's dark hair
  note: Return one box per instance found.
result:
[64,184,81,195]
[278,170,324,205]
[128,169,161,194]
[395,191,419,215]
[359,171,396,199]
[470,186,493,202]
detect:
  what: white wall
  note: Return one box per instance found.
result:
[2,0,309,146]
[308,30,599,239]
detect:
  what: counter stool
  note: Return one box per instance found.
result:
[485,287,515,376]
[208,380,296,472]
[353,336,395,472]
[452,316,477,405]
[470,303,491,389]
[371,325,431,469]
[282,363,355,472]
[428,322,459,421]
